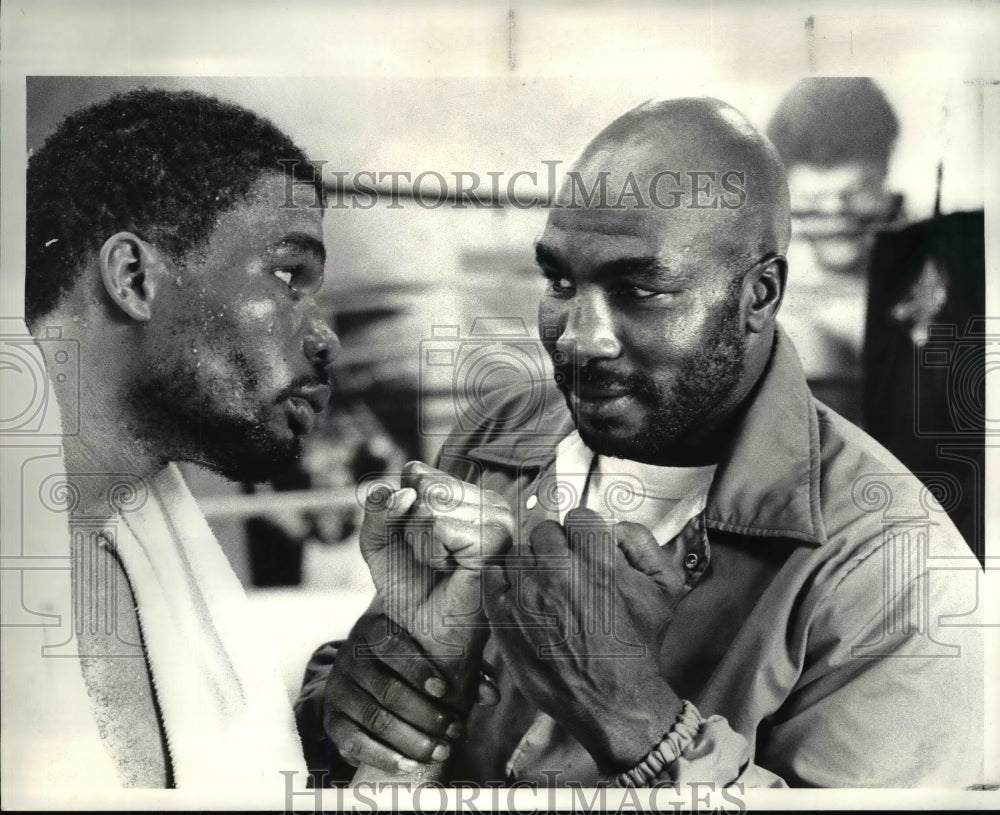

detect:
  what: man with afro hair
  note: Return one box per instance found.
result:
[3,86,339,797]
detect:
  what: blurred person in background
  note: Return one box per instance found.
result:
[766,77,904,423]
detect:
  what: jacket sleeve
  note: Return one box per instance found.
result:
[753,528,982,787]
[649,526,984,788]
[294,638,357,786]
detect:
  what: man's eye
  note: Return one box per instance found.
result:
[545,276,574,294]
[613,285,661,300]
[273,268,296,287]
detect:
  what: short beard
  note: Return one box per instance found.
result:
[129,368,300,484]
[189,411,301,483]
[562,295,747,463]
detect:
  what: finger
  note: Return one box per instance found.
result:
[410,495,484,526]
[345,659,460,739]
[615,521,687,595]
[563,506,615,535]
[482,565,512,619]
[327,713,427,772]
[613,520,664,576]
[389,487,418,517]
[400,460,450,492]
[527,519,570,559]
[334,678,453,763]
[361,480,411,515]
[477,660,501,706]
[411,512,512,568]
[360,618,481,716]
[403,461,510,513]
[358,617,449,691]
[359,487,418,555]
[363,483,394,513]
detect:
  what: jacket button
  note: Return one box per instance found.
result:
[526,495,538,510]
[684,552,700,570]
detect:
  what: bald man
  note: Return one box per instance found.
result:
[296,98,983,788]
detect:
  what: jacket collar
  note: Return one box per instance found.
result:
[703,327,826,545]
[465,325,826,546]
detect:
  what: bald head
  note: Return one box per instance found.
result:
[537,97,791,465]
[553,97,791,269]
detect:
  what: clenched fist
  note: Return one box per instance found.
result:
[332,461,513,782]
[483,508,686,773]
[359,460,515,662]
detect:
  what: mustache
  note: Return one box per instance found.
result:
[553,361,654,395]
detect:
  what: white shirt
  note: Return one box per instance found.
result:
[554,431,716,542]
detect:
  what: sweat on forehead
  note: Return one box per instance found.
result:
[555,97,791,257]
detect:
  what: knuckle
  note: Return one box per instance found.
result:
[328,714,358,748]
[325,680,351,711]
[360,701,392,735]
[343,659,376,688]
[380,677,405,710]
[411,497,433,517]
[338,734,364,765]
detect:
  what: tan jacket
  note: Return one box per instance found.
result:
[298,328,984,787]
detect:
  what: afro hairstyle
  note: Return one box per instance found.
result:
[25,87,323,327]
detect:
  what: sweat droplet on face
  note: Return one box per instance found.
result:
[240,299,277,324]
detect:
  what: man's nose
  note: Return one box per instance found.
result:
[555,291,621,364]
[303,316,341,375]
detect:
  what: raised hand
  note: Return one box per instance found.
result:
[483,508,686,772]
[330,461,513,782]
[321,611,499,776]
[359,460,514,664]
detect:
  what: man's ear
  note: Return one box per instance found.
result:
[745,254,787,333]
[98,232,165,322]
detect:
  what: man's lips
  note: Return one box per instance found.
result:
[577,384,631,400]
[556,370,633,400]
[572,387,633,420]
[283,383,331,434]
[291,383,332,413]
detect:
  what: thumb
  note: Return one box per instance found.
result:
[614,521,673,584]
[359,486,418,563]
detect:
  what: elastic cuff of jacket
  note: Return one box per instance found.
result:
[611,700,704,788]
